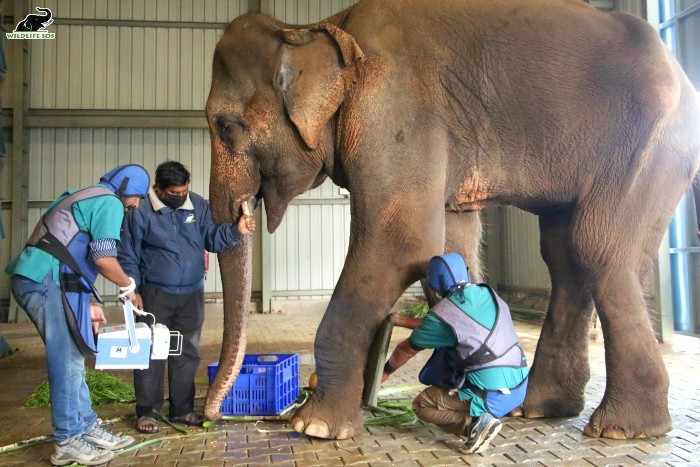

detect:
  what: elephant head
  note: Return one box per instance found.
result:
[204,14,364,419]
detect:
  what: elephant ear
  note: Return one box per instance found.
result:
[275,23,364,150]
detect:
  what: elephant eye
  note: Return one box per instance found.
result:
[215,117,236,147]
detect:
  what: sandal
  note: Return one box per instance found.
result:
[169,412,204,427]
[136,416,160,434]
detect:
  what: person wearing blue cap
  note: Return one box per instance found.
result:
[382,253,529,455]
[5,164,150,466]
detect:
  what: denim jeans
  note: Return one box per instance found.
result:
[11,272,98,442]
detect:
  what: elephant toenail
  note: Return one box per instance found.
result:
[337,425,354,439]
[292,419,306,433]
[305,422,330,438]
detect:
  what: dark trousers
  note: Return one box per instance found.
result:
[134,285,204,418]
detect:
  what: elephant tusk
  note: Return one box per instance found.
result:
[242,200,251,217]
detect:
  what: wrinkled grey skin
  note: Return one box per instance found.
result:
[205,0,700,440]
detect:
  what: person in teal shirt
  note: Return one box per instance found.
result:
[5,165,149,466]
[383,253,529,455]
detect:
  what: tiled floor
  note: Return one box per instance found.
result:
[0,303,698,466]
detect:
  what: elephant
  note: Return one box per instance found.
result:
[205,0,700,440]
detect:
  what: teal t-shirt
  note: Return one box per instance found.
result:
[409,285,529,416]
[5,187,124,282]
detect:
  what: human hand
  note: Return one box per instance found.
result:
[381,371,390,383]
[90,303,107,335]
[131,293,144,311]
[238,214,256,235]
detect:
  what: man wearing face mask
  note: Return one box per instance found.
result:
[118,161,255,434]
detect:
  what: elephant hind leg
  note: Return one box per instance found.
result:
[523,210,595,419]
[569,200,671,439]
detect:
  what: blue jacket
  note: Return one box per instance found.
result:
[118,189,241,294]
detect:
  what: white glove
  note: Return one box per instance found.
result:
[118,277,136,300]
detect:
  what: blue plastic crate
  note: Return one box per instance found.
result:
[208,353,300,416]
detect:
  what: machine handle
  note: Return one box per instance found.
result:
[122,299,141,353]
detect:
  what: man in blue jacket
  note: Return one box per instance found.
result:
[6,164,149,466]
[118,161,255,434]
[382,253,529,455]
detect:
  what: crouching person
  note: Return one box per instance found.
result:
[383,253,529,454]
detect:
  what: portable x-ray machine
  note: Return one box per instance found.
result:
[95,296,183,370]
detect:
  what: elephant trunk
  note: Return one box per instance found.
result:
[204,210,253,420]
[36,7,52,21]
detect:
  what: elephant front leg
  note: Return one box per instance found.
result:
[291,191,446,439]
[524,213,595,418]
[291,269,421,439]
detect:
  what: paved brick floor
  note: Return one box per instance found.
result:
[0,303,698,466]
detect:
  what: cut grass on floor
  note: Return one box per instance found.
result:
[25,370,136,407]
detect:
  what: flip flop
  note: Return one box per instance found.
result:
[136,416,160,434]
[169,412,204,427]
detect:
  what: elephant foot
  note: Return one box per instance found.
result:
[522,383,584,419]
[290,390,362,440]
[522,399,583,419]
[583,398,671,439]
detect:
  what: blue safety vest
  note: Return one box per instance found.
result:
[419,284,527,388]
[26,186,117,355]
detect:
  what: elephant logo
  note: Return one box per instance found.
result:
[6,7,55,39]
[14,6,52,31]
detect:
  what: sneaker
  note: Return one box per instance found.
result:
[50,436,115,466]
[460,413,502,454]
[83,420,135,451]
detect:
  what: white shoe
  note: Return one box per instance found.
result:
[83,420,135,451]
[50,436,115,466]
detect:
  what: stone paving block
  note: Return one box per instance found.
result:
[468,453,518,465]
[292,442,340,453]
[589,445,646,457]
[279,450,319,462]
[201,449,249,461]
[419,456,467,466]
[582,454,643,466]
[551,447,611,461]
[631,452,693,464]
[309,453,346,465]
[338,452,391,464]
[499,449,561,463]
[359,444,406,456]
[387,451,442,464]
[293,460,340,467]
[171,452,208,464]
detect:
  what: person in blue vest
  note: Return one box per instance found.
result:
[5,164,150,466]
[382,253,529,455]
[118,160,255,434]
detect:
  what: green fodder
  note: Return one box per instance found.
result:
[363,398,417,427]
[24,370,136,407]
[400,302,429,319]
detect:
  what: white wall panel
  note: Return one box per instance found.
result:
[262,0,356,23]
[271,187,351,295]
[48,0,251,22]
[30,25,224,110]
[22,128,262,298]
[501,207,550,290]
